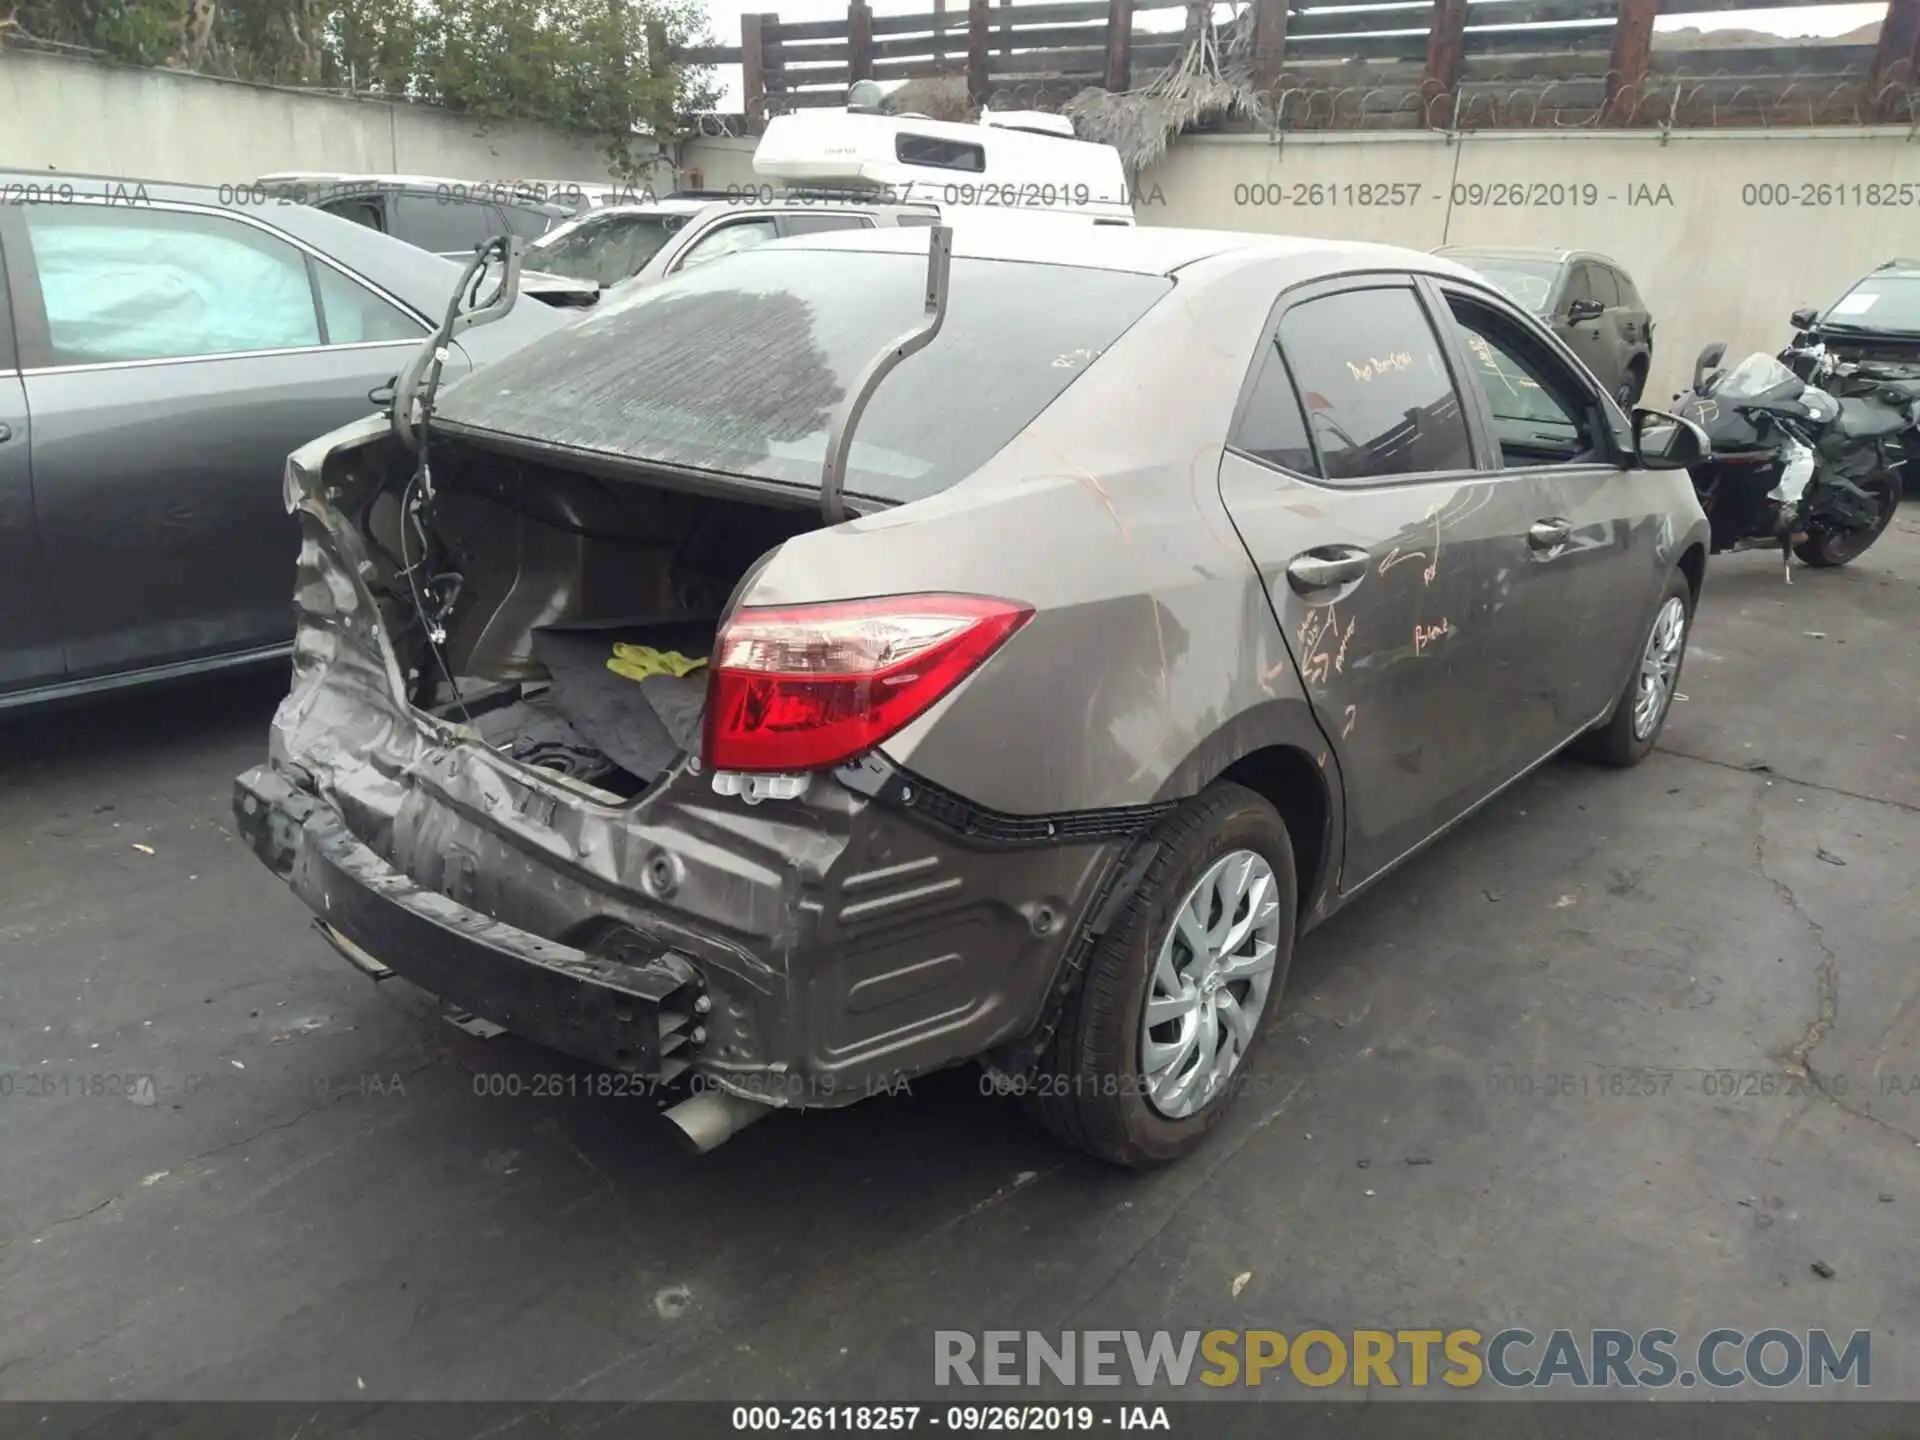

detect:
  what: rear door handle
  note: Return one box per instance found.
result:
[0,423,11,444]
[1528,518,1572,551]
[1284,545,1371,595]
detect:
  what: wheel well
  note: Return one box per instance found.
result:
[1629,354,1648,375]
[1677,541,1706,603]
[1220,746,1328,918]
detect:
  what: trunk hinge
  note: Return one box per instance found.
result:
[818,225,954,526]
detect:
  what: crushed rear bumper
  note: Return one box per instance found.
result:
[233,765,704,1080]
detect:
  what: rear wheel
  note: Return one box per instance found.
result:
[1575,569,1692,769]
[1024,784,1296,1168]
[1793,475,1899,567]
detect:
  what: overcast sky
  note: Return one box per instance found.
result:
[691,1,1889,110]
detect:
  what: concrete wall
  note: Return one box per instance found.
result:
[1142,128,1920,404]
[686,124,1913,404]
[0,48,634,188]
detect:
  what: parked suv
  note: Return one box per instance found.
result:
[236,224,1713,1168]
[1436,246,1654,408]
[522,191,942,293]
[255,172,579,260]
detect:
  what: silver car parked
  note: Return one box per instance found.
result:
[236,225,1713,1166]
[0,173,567,708]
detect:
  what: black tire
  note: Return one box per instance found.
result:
[1574,568,1693,769]
[1792,476,1899,568]
[1024,783,1297,1168]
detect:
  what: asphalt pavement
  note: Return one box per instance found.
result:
[1,518,1917,1405]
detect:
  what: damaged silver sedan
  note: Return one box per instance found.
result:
[236,223,1713,1166]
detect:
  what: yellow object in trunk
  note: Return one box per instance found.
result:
[607,643,709,682]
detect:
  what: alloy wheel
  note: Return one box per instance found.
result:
[1632,596,1687,741]
[1140,849,1283,1120]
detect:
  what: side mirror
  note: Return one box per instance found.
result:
[1789,306,1818,331]
[1566,298,1605,324]
[1631,407,1711,470]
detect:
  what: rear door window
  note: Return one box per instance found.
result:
[1274,285,1475,482]
[1587,264,1620,308]
[20,204,321,365]
[1232,337,1318,476]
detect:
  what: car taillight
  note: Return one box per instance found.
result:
[702,594,1034,774]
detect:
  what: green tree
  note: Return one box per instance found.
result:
[8,0,718,177]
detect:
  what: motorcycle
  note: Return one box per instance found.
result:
[1672,341,1914,581]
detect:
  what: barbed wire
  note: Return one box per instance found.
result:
[744,59,1920,137]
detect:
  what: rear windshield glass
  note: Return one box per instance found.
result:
[1823,274,1920,333]
[432,247,1171,504]
[1451,257,1560,313]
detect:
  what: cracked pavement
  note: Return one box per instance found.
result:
[1,519,1916,1404]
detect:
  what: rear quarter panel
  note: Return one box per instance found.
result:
[736,251,1342,820]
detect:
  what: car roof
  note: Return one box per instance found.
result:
[762,221,1488,281]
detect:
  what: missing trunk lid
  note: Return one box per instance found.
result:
[338,434,824,800]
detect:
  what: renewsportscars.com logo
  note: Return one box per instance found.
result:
[934,1328,1871,1391]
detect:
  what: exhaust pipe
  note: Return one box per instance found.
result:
[663,1088,775,1154]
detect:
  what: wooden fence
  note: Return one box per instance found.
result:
[673,0,1920,128]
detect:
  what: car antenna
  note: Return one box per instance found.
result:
[818,224,953,525]
[387,233,526,721]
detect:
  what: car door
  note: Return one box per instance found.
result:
[1429,277,1657,736]
[1553,261,1612,388]
[1215,277,1565,890]
[6,198,430,679]
[0,231,64,696]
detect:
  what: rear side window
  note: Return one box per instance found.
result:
[311,262,426,345]
[21,204,320,365]
[1561,264,1594,308]
[897,134,986,173]
[1612,267,1644,310]
[1587,265,1620,308]
[1234,338,1317,475]
[433,249,1172,504]
[1275,287,1474,481]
